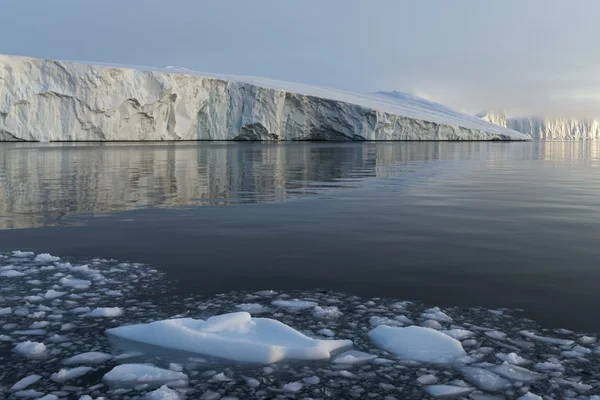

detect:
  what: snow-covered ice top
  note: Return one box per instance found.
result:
[106,311,352,364]
[0,54,529,141]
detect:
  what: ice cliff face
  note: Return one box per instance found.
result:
[477,110,600,140]
[0,54,529,141]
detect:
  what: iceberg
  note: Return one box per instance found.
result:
[0,54,529,142]
[478,109,600,140]
[106,312,352,364]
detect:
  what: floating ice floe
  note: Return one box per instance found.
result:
[103,364,188,388]
[368,325,467,365]
[63,351,113,365]
[34,253,60,263]
[59,277,92,289]
[332,350,377,364]
[424,384,474,398]
[86,307,123,317]
[14,341,46,357]
[10,374,42,391]
[143,385,182,400]
[271,299,317,310]
[50,366,92,382]
[107,312,352,363]
[12,251,34,258]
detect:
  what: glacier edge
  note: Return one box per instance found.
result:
[0,54,529,142]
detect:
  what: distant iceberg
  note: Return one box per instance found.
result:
[0,54,529,141]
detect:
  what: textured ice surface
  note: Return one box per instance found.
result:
[103,364,188,388]
[0,250,598,399]
[107,312,352,363]
[368,325,467,365]
[0,55,529,142]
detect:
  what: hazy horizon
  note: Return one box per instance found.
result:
[2,0,599,118]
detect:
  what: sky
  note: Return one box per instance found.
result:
[1,0,600,117]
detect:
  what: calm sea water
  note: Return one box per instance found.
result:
[1,141,600,333]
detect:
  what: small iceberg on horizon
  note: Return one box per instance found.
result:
[106,312,352,364]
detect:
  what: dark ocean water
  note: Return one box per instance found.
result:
[1,141,600,333]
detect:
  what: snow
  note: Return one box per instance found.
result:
[14,341,46,357]
[143,385,182,400]
[10,374,42,391]
[85,307,123,317]
[107,312,352,364]
[103,364,188,388]
[63,351,113,365]
[271,299,317,310]
[0,54,530,142]
[50,366,93,382]
[34,253,60,262]
[59,277,92,289]
[368,325,467,365]
[424,385,474,398]
[332,350,377,364]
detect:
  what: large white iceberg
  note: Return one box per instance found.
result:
[0,54,529,142]
[106,312,352,364]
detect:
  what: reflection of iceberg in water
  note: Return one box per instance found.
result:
[0,141,592,229]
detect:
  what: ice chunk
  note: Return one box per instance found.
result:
[495,352,528,365]
[86,307,123,317]
[517,393,542,400]
[59,277,92,289]
[13,389,44,398]
[484,331,507,340]
[107,312,352,364]
[254,290,277,296]
[579,336,596,345]
[422,320,443,330]
[271,299,317,310]
[44,289,67,300]
[12,251,34,258]
[490,362,544,382]
[64,351,113,365]
[282,382,303,393]
[143,385,182,400]
[0,307,13,316]
[417,374,438,385]
[424,385,474,398]
[368,325,467,365]
[103,364,188,388]
[422,307,453,323]
[313,306,343,319]
[332,350,377,364]
[11,374,42,391]
[1,269,25,277]
[50,366,93,382]
[460,367,510,391]
[370,316,404,327]
[34,253,60,262]
[235,303,267,314]
[71,307,92,314]
[38,395,59,400]
[303,376,320,385]
[519,330,574,346]
[533,361,563,371]
[442,329,475,340]
[318,328,334,337]
[14,341,46,357]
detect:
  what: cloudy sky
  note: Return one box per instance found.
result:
[1,0,599,117]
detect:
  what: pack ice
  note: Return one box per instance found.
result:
[106,311,352,363]
[0,54,529,142]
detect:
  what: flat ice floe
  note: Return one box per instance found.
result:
[106,311,352,363]
[0,250,599,399]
